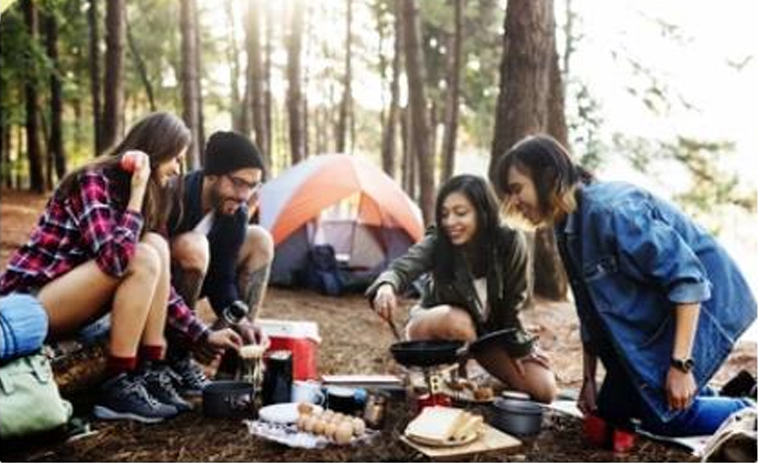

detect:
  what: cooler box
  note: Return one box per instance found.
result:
[258,319,321,380]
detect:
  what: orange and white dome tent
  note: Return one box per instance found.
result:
[259,154,424,287]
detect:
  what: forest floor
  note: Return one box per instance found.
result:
[1,189,755,462]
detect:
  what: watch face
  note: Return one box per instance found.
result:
[672,358,694,372]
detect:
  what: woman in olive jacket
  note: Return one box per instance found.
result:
[366,175,557,403]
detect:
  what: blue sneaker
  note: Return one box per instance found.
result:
[141,366,193,412]
[93,373,178,423]
[170,357,211,397]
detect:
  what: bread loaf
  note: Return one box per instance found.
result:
[405,406,472,444]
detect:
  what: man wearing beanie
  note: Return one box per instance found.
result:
[165,131,274,395]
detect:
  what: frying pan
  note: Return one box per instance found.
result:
[389,328,532,368]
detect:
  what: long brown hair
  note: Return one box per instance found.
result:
[493,134,594,224]
[57,112,191,232]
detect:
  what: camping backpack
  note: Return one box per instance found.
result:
[305,245,344,296]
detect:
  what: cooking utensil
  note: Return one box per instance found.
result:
[490,397,544,437]
[389,340,466,368]
[203,381,257,419]
[385,316,402,341]
[389,328,528,368]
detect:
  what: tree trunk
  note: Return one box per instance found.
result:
[401,0,434,224]
[440,0,463,183]
[380,0,402,179]
[102,0,125,151]
[489,0,552,178]
[547,48,568,147]
[180,0,203,169]
[88,0,103,155]
[490,0,567,301]
[335,0,353,154]
[2,122,10,188]
[244,0,268,170]
[23,0,44,192]
[225,0,243,132]
[264,0,273,166]
[125,18,156,111]
[46,9,66,181]
[286,2,305,165]
[400,106,413,196]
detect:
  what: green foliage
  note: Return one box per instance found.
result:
[611,133,756,233]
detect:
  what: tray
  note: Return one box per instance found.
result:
[401,424,521,458]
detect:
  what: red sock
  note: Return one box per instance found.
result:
[139,344,166,362]
[106,355,137,377]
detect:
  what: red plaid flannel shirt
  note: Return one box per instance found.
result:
[0,169,208,342]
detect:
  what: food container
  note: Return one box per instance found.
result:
[262,350,293,405]
[490,397,543,437]
[258,319,320,380]
[203,380,257,419]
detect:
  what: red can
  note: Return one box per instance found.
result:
[583,413,636,453]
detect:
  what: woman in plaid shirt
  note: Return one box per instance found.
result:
[0,112,241,423]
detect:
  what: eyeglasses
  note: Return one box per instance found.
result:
[225,175,262,198]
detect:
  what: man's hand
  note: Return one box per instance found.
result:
[237,319,271,350]
[666,367,696,410]
[193,328,243,364]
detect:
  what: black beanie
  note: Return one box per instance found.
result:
[203,131,264,176]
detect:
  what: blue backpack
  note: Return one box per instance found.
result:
[305,245,344,296]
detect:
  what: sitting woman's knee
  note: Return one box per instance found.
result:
[171,232,209,273]
[142,232,170,263]
[526,370,558,404]
[443,307,477,341]
[130,243,161,276]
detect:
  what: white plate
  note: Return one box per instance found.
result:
[258,403,323,424]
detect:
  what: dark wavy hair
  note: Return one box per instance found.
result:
[433,174,502,282]
[57,112,191,232]
[493,134,594,224]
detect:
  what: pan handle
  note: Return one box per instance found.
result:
[385,317,402,342]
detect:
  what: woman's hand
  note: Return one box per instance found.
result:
[372,284,397,321]
[666,367,696,410]
[125,150,150,212]
[578,376,598,416]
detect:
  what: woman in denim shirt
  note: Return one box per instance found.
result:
[494,134,755,436]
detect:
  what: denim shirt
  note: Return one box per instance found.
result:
[556,182,756,422]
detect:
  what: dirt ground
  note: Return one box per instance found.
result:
[1,189,755,462]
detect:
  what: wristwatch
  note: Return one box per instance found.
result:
[671,357,695,373]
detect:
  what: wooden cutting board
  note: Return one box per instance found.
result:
[400,424,522,459]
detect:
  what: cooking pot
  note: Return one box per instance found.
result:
[389,328,530,368]
[203,380,257,419]
[490,397,544,437]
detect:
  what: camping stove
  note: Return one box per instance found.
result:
[404,365,452,414]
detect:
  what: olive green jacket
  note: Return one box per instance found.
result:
[366,226,534,357]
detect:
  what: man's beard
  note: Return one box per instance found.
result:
[209,187,237,216]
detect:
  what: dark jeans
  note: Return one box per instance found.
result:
[596,358,753,437]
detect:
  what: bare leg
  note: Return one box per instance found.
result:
[141,233,171,348]
[405,305,477,342]
[38,242,161,358]
[473,348,558,403]
[235,225,273,321]
[170,231,209,310]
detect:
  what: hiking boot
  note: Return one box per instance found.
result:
[170,356,211,397]
[141,366,194,412]
[93,373,178,423]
